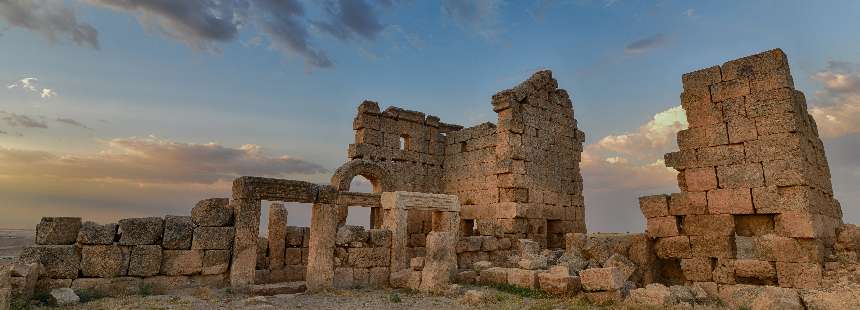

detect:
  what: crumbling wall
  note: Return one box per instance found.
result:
[643,49,843,289]
[11,198,235,298]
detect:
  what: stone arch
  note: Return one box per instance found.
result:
[330,159,395,193]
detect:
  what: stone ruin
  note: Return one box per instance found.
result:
[3,49,859,309]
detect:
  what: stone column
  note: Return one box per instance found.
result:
[336,205,348,228]
[268,203,288,271]
[420,231,457,293]
[370,207,383,229]
[381,193,409,273]
[229,198,261,287]
[306,203,338,291]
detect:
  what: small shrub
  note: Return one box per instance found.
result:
[10,298,31,310]
[388,293,402,303]
[489,283,551,299]
[76,288,107,303]
[32,292,51,305]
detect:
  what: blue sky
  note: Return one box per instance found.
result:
[1,0,859,232]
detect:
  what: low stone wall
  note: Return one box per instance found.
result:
[10,198,235,299]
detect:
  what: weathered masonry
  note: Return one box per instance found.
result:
[7,49,858,307]
[641,49,843,288]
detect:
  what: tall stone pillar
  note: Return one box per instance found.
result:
[268,203,288,270]
[381,192,409,273]
[420,231,457,293]
[306,203,338,291]
[230,198,261,287]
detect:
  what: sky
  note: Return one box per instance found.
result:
[1,0,859,232]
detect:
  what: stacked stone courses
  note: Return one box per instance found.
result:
[646,49,843,289]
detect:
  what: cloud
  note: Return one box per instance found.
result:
[684,8,696,17]
[252,0,333,68]
[313,0,386,41]
[55,117,90,129]
[0,0,99,48]
[809,61,860,138]
[441,0,504,41]
[7,77,56,99]
[0,135,327,184]
[581,106,687,232]
[624,33,668,54]
[0,111,48,128]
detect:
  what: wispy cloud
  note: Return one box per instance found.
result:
[441,0,504,42]
[0,0,99,48]
[0,135,328,185]
[314,0,386,41]
[809,61,860,138]
[0,111,48,129]
[56,117,91,130]
[7,77,57,99]
[624,33,668,54]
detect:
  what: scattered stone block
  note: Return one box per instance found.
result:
[603,254,636,281]
[584,290,624,304]
[455,270,478,285]
[48,288,79,306]
[35,217,81,245]
[478,267,508,285]
[191,227,235,250]
[627,283,671,306]
[248,282,306,296]
[118,217,164,245]
[580,267,624,291]
[507,268,538,289]
[537,272,580,295]
[162,215,195,250]
[191,198,232,226]
[76,222,117,245]
[460,289,490,305]
[128,245,162,277]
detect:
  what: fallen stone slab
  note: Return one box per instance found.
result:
[49,288,79,306]
[247,282,307,296]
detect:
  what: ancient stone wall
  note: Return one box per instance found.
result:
[642,49,843,288]
[339,70,587,270]
[10,199,235,299]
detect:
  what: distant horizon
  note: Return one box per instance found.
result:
[1,0,859,232]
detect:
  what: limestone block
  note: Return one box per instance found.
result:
[677,123,728,151]
[80,245,128,277]
[478,267,509,285]
[336,225,368,246]
[191,198,232,226]
[285,248,302,266]
[8,263,39,301]
[35,278,71,295]
[409,233,426,247]
[646,216,679,238]
[191,227,234,250]
[690,235,734,258]
[19,245,80,279]
[538,271,581,295]
[35,217,81,245]
[256,237,269,270]
[161,250,203,275]
[721,49,789,81]
[684,167,718,192]
[584,290,624,304]
[655,236,692,259]
[774,212,819,238]
[162,215,195,250]
[752,186,814,214]
[0,288,9,310]
[697,144,745,167]
[348,247,389,268]
[727,116,758,143]
[410,257,424,271]
[734,259,776,280]
[756,112,803,136]
[712,259,736,284]
[717,163,764,189]
[247,282,306,296]
[744,133,805,163]
[388,269,414,288]
[481,236,499,251]
[118,217,164,245]
[141,275,191,294]
[638,195,669,218]
[682,66,721,90]
[48,288,79,306]
[518,257,548,270]
[368,229,392,247]
[464,236,483,252]
[71,277,142,297]
[681,257,713,282]
[306,203,338,291]
[669,192,707,215]
[128,245,162,277]
[683,214,735,236]
[420,231,457,293]
[285,226,307,247]
[76,222,117,245]
[626,283,671,306]
[368,267,389,288]
[333,267,354,289]
[603,254,635,281]
[507,268,538,289]
[836,224,860,251]
[707,188,754,214]
[775,262,821,289]
[580,267,624,291]
[267,204,287,270]
[710,79,750,102]
[734,215,775,237]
